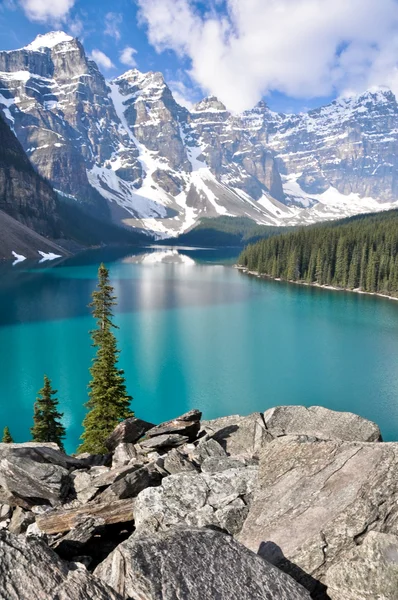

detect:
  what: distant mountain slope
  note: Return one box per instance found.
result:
[0,209,66,259]
[0,112,59,237]
[239,209,398,297]
[1,32,398,238]
[164,216,290,247]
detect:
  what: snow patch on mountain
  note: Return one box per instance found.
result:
[25,32,74,52]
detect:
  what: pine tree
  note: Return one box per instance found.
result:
[2,426,13,443]
[31,376,66,451]
[78,264,133,455]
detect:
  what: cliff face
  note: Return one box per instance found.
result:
[2,32,398,238]
[0,113,59,237]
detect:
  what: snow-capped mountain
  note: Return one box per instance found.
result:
[1,31,398,238]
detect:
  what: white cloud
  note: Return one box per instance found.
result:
[137,0,398,112]
[120,46,138,67]
[168,79,199,109]
[68,17,83,37]
[90,49,115,70]
[19,0,75,23]
[105,12,122,41]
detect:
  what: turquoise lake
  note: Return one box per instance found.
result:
[1,246,398,453]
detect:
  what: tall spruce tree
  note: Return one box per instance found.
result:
[2,426,13,443]
[31,376,66,450]
[78,263,133,454]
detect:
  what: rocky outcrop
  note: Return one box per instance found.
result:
[325,531,398,600]
[238,436,398,598]
[262,405,381,442]
[0,406,394,600]
[94,527,311,600]
[0,442,82,508]
[200,412,269,458]
[134,466,257,536]
[0,530,122,600]
[105,417,155,451]
[0,113,59,239]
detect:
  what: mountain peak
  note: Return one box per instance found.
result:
[193,96,228,113]
[25,31,74,52]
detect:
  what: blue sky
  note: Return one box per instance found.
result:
[1,0,397,113]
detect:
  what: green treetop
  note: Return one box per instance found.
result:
[31,376,66,451]
[2,426,13,443]
[78,263,133,454]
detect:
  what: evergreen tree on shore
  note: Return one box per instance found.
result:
[78,264,133,454]
[238,209,398,297]
[2,426,13,443]
[31,376,66,451]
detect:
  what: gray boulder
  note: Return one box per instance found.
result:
[105,417,155,451]
[134,467,257,536]
[201,413,269,458]
[145,409,202,442]
[98,464,162,502]
[201,456,247,473]
[94,527,311,600]
[325,531,398,600]
[163,448,198,474]
[238,436,398,597]
[112,443,139,468]
[190,437,227,464]
[139,433,189,451]
[262,405,382,442]
[8,506,34,534]
[0,530,122,600]
[0,444,75,507]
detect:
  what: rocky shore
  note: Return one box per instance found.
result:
[0,405,397,600]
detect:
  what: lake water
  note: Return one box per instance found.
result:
[1,246,398,454]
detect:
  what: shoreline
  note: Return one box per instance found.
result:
[235,265,398,302]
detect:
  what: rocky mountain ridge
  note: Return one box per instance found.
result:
[1,32,398,238]
[0,404,396,600]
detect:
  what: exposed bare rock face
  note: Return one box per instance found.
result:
[0,443,83,508]
[261,405,381,442]
[325,531,398,600]
[0,113,59,240]
[105,416,155,451]
[3,33,398,239]
[94,527,311,600]
[200,412,269,458]
[0,406,395,600]
[0,530,122,600]
[238,436,398,598]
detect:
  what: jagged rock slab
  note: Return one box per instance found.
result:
[238,437,398,597]
[0,444,77,507]
[145,409,202,441]
[163,448,198,474]
[139,433,190,451]
[325,531,398,600]
[105,417,155,451]
[0,530,122,600]
[111,443,140,468]
[98,464,162,502]
[200,413,269,458]
[134,467,257,535]
[94,527,311,600]
[262,405,382,442]
[190,437,227,464]
[36,498,135,535]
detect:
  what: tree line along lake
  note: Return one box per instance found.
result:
[1,245,398,454]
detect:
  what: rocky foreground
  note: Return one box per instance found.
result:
[0,405,397,600]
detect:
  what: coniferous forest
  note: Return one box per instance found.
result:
[238,209,398,297]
